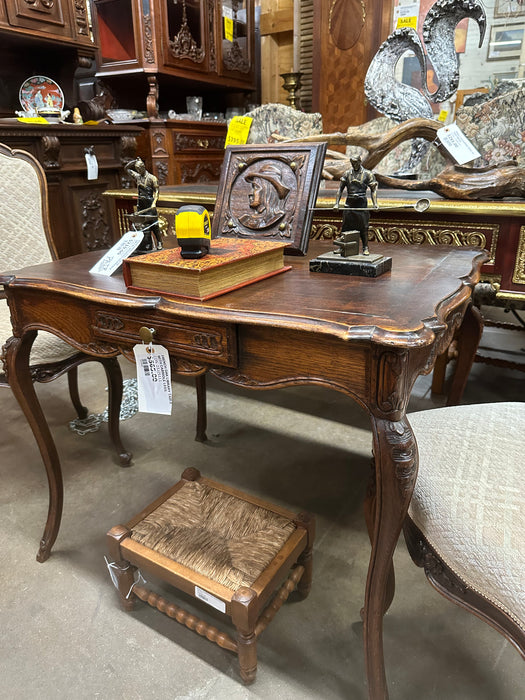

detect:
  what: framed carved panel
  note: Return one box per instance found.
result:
[211,143,327,255]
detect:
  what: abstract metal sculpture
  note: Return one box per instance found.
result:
[364,0,487,171]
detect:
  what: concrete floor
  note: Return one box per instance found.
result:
[1,335,524,699]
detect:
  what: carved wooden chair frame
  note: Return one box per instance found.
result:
[404,516,525,659]
[0,142,130,466]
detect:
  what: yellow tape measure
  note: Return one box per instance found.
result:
[175,205,211,259]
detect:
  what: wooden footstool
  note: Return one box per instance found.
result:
[106,468,315,683]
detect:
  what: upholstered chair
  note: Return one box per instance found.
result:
[0,143,130,465]
[404,402,524,666]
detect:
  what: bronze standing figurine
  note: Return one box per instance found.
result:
[125,157,163,252]
[334,155,378,255]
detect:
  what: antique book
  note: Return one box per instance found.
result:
[122,237,291,301]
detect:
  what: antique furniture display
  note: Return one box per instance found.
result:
[0,121,141,259]
[0,240,487,699]
[93,0,256,117]
[133,118,227,187]
[404,402,525,671]
[0,143,130,493]
[107,181,525,390]
[105,183,525,303]
[212,143,327,255]
[107,467,315,683]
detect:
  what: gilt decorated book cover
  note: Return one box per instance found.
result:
[123,237,291,301]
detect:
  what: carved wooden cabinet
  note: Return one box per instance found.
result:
[93,0,255,116]
[0,0,99,118]
[0,122,142,258]
[134,118,227,186]
[0,0,94,47]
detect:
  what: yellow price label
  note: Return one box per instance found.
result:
[224,16,233,42]
[17,117,49,124]
[438,109,448,123]
[225,116,253,147]
[396,16,417,30]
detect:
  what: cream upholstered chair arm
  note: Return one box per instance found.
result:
[408,402,525,635]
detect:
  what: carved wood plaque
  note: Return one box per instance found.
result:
[211,143,327,255]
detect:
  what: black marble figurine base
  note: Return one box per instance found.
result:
[309,251,392,278]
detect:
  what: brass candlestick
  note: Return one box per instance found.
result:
[280,71,302,109]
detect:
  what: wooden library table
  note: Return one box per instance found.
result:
[1,241,487,700]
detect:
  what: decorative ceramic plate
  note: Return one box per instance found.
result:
[19,75,64,113]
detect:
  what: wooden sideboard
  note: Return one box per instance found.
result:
[104,182,525,305]
[0,121,143,258]
[93,0,256,117]
[133,119,228,186]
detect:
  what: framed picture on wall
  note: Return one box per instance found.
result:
[494,1,525,19]
[487,23,525,60]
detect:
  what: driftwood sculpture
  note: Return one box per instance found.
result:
[281,117,525,200]
[376,161,525,200]
[280,117,449,174]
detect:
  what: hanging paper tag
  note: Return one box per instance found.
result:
[437,123,481,165]
[89,230,145,276]
[85,152,99,180]
[133,344,172,415]
[225,116,253,146]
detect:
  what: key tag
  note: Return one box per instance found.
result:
[85,149,99,180]
[133,327,172,415]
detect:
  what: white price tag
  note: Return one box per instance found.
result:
[89,230,145,276]
[195,586,226,613]
[133,344,172,415]
[437,123,481,165]
[85,153,99,180]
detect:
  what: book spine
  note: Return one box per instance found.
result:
[122,260,133,287]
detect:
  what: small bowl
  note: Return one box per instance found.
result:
[37,108,62,123]
[106,109,138,122]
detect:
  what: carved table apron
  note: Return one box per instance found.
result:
[0,241,487,700]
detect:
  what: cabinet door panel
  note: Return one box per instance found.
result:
[67,175,122,253]
[5,0,73,38]
[216,0,254,85]
[160,0,210,74]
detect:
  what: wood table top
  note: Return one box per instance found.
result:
[1,241,487,347]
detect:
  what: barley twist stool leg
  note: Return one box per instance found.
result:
[237,630,257,684]
[231,587,258,684]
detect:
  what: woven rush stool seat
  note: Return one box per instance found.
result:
[106,468,315,683]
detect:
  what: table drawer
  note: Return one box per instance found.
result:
[91,310,237,367]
